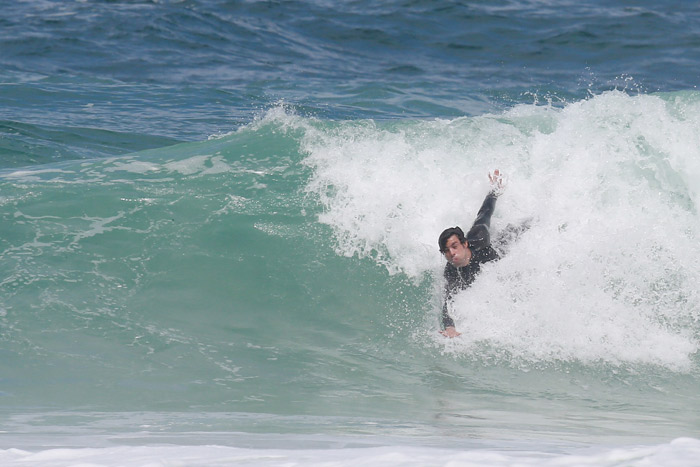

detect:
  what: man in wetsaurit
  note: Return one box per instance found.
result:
[437,170,505,338]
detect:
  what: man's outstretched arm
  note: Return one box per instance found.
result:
[466,193,497,251]
[440,301,461,337]
[466,170,504,251]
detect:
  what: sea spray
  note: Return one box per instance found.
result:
[299,91,700,370]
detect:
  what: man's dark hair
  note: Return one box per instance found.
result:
[438,226,466,253]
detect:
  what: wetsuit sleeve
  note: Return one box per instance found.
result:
[474,191,498,227]
[466,192,498,251]
[441,264,458,329]
[441,301,455,329]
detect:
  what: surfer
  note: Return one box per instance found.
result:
[437,169,511,338]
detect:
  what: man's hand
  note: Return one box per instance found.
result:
[439,326,462,338]
[489,169,505,195]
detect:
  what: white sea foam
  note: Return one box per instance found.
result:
[104,159,161,174]
[297,91,700,369]
[1,437,699,467]
[164,154,232,176]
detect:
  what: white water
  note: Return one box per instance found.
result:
[299,91,700,370]
[3,437,700,467]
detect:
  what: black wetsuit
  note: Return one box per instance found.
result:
[441,192,500,329]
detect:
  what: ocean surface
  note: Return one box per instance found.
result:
[2,1,700,465]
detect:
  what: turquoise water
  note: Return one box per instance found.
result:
[2,1,700,465]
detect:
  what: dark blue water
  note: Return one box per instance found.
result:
[2,1,700,465]
[3,0,699,160]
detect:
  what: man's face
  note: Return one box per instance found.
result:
[443,234,471,268]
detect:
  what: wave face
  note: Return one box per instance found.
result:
[1,92,700,444]
[302,90,700,371]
